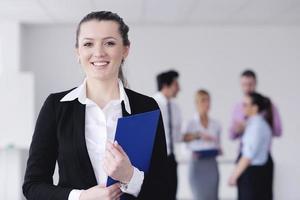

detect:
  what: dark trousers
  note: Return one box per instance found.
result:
[237,154,274,200]
[167,153,178,200]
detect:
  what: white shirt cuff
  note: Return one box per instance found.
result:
[120,167,144,197]
[68,189,83,200]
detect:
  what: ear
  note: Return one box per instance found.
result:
[122,45,130,59]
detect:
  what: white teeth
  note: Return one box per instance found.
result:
[92,61,109,66]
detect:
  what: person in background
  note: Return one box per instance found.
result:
[229,69,282,195]
[229,92,273,200]
[153,70,182,200]
[22,11,168,200]
[183,89,221,200]
[229,69,282,139]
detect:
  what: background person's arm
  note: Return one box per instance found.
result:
[229,156,251,186]
[229,123,265,186]
[272,103,283,137]
[229,103,246,140]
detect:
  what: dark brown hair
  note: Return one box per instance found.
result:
[156,70,179,91]
[75,11,130,85]
[248,92,273,129]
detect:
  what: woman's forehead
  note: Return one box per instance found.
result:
[79,20,121,39]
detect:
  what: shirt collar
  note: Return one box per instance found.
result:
[154,91,169,105]
[193,113,211,125]
[247,114,263,124]
[60,78,131,114]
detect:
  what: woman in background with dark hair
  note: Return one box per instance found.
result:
[23,11,168,200]
[229,92,273,200]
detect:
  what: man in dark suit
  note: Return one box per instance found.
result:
[153,70,182,200]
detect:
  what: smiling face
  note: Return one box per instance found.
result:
[76,20,129,82]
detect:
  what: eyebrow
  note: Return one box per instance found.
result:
[82,37,117,40]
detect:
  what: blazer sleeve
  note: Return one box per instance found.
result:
[22,94,72,200]
[136,100,169,200]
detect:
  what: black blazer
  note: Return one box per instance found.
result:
[23,88,169,200]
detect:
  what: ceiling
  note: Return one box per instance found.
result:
[0,0,299,25]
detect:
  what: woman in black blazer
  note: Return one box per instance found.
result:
[23,11,168,200]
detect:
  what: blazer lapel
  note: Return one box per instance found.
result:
[73,100,97,187]
[121,100,131,117]
[123,88,139,117]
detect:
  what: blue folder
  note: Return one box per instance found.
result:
[194,149,219,159]
[106,109,160,190]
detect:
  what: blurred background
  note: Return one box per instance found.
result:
[0,0,300,199]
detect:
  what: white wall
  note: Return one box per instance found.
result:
[21,24,300,200]
[0,22,34,200]
[0,22,34,149]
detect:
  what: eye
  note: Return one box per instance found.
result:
[105,41,116,47]
[83,42,93,47]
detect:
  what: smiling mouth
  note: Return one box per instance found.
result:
[91,61,110,68]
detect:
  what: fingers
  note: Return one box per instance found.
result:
[115,192,122,200]
[103,142,123,173]
[228,176,237,187]
[106,141,123,160]
[107,183,123,199]
[103,141,132,183]
[183,133,196,142]
[104,148,116,164]
[113,141,127,156]
[201,133,217,142]
[102,158,110,176]
[102,147,123,179]
[102,146,115,174]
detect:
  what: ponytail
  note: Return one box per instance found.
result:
[118,60,129,88]
[263,97,273,129]
[248,92,273,128]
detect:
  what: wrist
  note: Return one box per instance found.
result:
[232,171,239,180]
[124,165,134,184]
[120,167,144,197]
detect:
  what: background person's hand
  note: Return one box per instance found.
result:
[228,174,238,187]
[103,141,134,184]
[199,132,217,142]
[233,121,246,135]
[79,183,122,200]
[183,133,199,142]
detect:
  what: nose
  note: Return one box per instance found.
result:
[94,44,107,57]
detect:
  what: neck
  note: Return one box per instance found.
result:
[199,113,209,128]
[161,89,171,100]
[250,112,258,117]
[200,113,208,121]
[86,77,120,108]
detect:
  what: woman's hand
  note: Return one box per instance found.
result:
[183,133,199,142]
[183,132,217,142]
[228,174,238,186]
[199,132,217,142]
[103,141,134,184]
[233,121,246,135]
[79,183,122,200]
